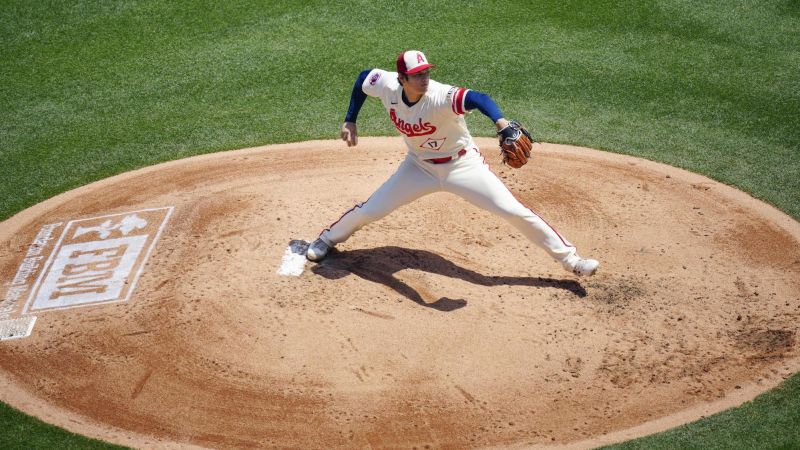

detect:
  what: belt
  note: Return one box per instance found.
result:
[425,148,467,164]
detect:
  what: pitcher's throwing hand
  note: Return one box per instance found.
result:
[340,122,358,147]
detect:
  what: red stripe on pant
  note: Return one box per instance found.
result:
[319,195,372,240]
[477,149,574,249]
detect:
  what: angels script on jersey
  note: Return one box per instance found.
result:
[389,109,436,137]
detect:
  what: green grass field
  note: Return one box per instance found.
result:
[1,0,798,448]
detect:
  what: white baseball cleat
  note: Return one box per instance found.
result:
[565,257,600,277]
[306,238,332,262]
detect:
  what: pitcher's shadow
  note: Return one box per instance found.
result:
[310,245,587,312]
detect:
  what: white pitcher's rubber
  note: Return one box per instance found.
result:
[276,240,309,277]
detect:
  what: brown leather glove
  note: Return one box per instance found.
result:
[498,120,534,168]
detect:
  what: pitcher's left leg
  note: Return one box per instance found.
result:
[446,156,598,276]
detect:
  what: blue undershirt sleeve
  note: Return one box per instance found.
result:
[464,90,504,123]
[344,69,372,123]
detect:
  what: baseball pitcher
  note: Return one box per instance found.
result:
[307,50,599,277]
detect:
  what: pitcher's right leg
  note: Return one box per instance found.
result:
[309,156,438,260]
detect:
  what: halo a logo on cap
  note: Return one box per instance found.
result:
[397,50,435,75]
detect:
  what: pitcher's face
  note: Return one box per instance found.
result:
[402,69,430,100]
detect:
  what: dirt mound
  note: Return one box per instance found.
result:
[0,138,798,449]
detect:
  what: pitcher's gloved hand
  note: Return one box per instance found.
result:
[498,120,534,168]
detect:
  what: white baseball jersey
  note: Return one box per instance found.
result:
[361,69,475,160]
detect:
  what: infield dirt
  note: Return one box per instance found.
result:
[1,137,798,449]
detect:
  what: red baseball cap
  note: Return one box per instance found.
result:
[396,50,435,75]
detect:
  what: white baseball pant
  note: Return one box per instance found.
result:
[319,147,577,265]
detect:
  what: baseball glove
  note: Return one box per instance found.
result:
[498,120,534,168]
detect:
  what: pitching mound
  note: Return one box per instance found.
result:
[1,137,798,449]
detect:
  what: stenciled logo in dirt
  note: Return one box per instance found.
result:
[0,207,174,319]
[1,222,63,322]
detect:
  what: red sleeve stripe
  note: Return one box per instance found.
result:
[457,88,468,114]
[451,87,468,115]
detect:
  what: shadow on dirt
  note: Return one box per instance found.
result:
[311,246,586,312]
